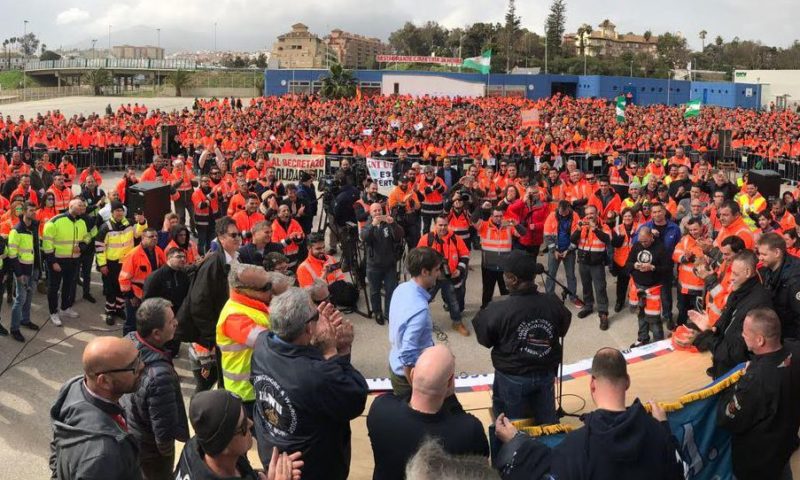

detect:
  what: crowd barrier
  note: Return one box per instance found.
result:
[1,146,796,185]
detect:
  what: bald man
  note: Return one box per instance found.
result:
[367,345,489,480]
[43,197,92,326]
[360,201,403,325]
[50,337,144,480]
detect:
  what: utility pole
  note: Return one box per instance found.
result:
[214,22,217,52]
[157,28,161,49]
[458,34,466,72]
[92,39,97,59]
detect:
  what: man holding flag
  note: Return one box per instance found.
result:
[685,98,702,118]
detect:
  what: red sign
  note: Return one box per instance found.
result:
[376,55,462,66]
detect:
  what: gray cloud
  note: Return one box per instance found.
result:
[1,0,798,52]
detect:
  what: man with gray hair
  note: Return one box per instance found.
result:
[405,439,499,480]
[251,287,368,480]
[216,263,290,416]
[121,297,189,480]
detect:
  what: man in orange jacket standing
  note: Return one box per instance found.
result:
[119,228,165,335]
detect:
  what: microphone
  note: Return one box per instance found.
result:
[534,262,546,275]
[535,261,578,300]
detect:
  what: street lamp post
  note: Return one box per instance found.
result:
[214,22,217,52]
[23,20,28,100]
[108,25,112,53]
[458,34,466,72]
[92,39,97,59]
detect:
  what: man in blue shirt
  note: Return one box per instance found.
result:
[388,247,442,397]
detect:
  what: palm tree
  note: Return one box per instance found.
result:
[577,24,593,57]
[83,68,113,95]
[699,30,707,52]
[320,63,356,100]
[167,69,193,97]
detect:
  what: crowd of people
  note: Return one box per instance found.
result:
[0,94,792,479]
[5,94,800,171]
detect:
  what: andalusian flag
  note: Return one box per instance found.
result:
[684,99,701,118]
[615,96,626,123]
[462,50,492,74]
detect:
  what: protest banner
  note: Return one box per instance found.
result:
[521,108,541,128]
[366,157,395,196]
[268,153,326,181]
[376,54,462,66]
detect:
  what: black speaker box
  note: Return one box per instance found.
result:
[748,169,781,200]
[160,125,179,157]
[127,181,171,228]
[717,129,732,159]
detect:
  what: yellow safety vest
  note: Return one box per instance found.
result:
[7,225,35,266]
[95,219,146,266]
[736,193,766,228]
[216,295,270,402]
[42,214,90,260]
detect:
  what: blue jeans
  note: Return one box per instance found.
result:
[11,269,39,330]
[429,278,463,322]
[492,369,557,425]
[123,298,139,336]
[545,250,578,301]
[366,267,398,316]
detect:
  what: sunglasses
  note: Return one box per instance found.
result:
[227,232,241,239]
[94,355,142,376]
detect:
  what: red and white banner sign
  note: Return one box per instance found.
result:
[376,54,462,66]
[268,153,326,181]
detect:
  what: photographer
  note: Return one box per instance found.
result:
[472,202,525,309]
[361,203,404,325]
[417,166,448,234]
[355,181,388,230]
[337,158,358,188]
[271,204,305,269]
[571,204,612,330]
[191,175,219,255]
[388,174,423,250]
[297,232,359,309]
[418,215,471,336]
[332,177,360,272]
[295,171,318,234]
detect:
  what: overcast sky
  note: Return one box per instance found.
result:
[2,0,798,53]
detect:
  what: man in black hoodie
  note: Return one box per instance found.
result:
[50,337,144,480]
[494,347,684,480]
[251,287,368,480]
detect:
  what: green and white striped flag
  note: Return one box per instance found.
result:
[462,49,492,74]
[684,99,701,118]
[615,96,626,123]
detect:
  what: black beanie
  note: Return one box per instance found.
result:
[110,200,125,212]
[189,390,243,456]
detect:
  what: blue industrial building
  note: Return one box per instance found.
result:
[263,68,761,109]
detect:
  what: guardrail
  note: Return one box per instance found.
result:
[25,58,200,72]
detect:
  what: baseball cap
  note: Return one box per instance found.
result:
[503,250,537,281]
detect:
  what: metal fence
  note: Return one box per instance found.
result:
[0,85,92,104]
[25,58,199,72]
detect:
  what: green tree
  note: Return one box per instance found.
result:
[545,0,566,58]
[503,0,522,71]
[320,63,356,99]
[83,68,113,95]
[656,32,690,69]
[40,50,61,61]
[167,69,193,97]
[18,32,40,57]
[577,23,593,57]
